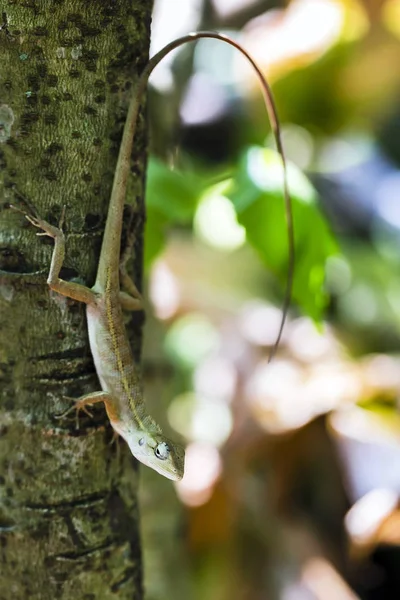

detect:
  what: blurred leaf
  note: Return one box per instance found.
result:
[272,42,356,135]
[144,157,206,269]
[226,147,338,320]
[165,313,219,369]
[146,157,204,222]
[144,207,168,270]
[144,151,339,321]
[334,242,400,353]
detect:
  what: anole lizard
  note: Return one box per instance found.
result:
[16,32,294,481]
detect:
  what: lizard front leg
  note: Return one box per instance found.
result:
[56,390,113,429]
[25,211,96,305]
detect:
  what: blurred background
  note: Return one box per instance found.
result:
[137,1,400,599]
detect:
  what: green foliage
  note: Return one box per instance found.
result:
[146,158,203,221]
[144,148,339,321]
[226,147,338,320]
[144,157,204,267]
[272,42,354,134]
[331,240,400,354]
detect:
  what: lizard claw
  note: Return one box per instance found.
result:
[24,214,40,227]
[55,397,94,430]
[9,203,66,237]
[25,214,61,239]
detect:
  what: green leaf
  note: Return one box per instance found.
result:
[146,157,204,222]
[143,207,168,270]
[144,157,206,269]
[226,147,338,321]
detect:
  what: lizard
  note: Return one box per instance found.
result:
[16,32,294,481]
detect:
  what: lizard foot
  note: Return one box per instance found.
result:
[10,203,66,239]
[55,396,94,430]
[25,206,66,239]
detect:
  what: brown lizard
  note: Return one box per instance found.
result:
[18,32,293,481]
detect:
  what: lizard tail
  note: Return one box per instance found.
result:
[116,31,294,361]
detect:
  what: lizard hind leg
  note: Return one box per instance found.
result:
[55,390,111,429]
[118,209,144,311]
[119,289,143,311]
[119,265,143,312]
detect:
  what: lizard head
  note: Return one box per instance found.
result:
[128,431,185,481]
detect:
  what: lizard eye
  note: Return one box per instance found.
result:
[155,442,170,460]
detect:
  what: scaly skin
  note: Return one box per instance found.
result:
[19,32,294,481]
[88,268,185,481]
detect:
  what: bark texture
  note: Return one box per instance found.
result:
[0,2,152,598]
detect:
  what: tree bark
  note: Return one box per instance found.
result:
[0,2,152,598]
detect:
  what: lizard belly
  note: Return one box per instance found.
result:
[86,301,141,436]
[86,303,117,393]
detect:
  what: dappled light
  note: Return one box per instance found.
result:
[168,391,233,446]
[149,260,181,319]
[175,442,222,506]
[277,123,315,170]
[165,312,220,368]
[330,408,400,500]
[345,488,398,547]
[239,300,284,346]
[301,557,360,600]
[180,73,230,126]
[141,1,400,599]
[193,355,237,403]
[194,184,246,250]
[239,0,368,81]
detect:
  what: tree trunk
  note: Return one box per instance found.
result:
[0,2,152,598]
